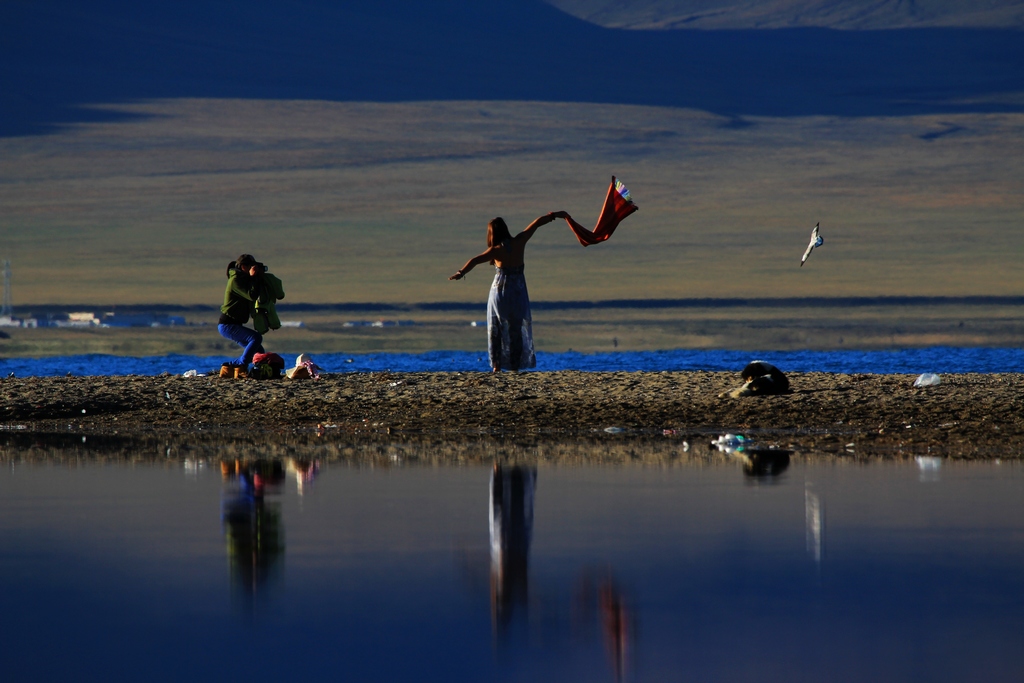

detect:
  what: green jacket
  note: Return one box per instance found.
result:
[253,272,285,334]
[221,269,256,325]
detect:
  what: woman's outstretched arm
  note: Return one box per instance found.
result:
[518,211,567,243]
[449,247,500,280]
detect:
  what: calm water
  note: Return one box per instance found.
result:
[1,453,1022,682]
[2,346,1023,376]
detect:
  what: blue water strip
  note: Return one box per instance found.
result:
[1,347,1021,377]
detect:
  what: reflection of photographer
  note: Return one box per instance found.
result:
[221,460,286,602]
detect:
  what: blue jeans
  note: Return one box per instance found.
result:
[218,324,264,366]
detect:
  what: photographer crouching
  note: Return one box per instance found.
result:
[218,253,285,374]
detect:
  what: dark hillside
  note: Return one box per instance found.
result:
[2,0,1024,135]
[548,0,1024,30]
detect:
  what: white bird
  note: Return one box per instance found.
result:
[800,222,823,267]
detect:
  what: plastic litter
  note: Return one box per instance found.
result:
[604,427,624,434]
[712,434,748,453]
[913,373,941,387]
[182,369,199,377]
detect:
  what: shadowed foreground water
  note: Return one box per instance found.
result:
[1,448,1022,682]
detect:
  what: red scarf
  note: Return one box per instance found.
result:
[564,176,638,246]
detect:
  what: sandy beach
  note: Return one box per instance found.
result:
[1,371,1021,458]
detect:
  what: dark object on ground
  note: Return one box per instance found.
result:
[250,363,282,380]
[251,352,285,379]
[723,361,791,397]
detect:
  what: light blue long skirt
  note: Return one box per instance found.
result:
[487,265,536,371]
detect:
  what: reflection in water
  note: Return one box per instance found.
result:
[916,456,942,483]
[576,571,635,683]
[489,464,536,634]
[740,449,791,479]
[713,437,791,480]
[4,452,1023,681]
[487,464,637,681]
[600,579,632,683]
[805,482,824,567]
[221,460,286,603]
[286,457,320,496]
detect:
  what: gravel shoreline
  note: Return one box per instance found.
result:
[2,372,1022,458]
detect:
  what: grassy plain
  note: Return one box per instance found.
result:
[1,98,1023,306]
[0,98,1022,356]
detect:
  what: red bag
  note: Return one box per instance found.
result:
[252,352,285,370]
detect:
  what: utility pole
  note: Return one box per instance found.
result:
[2,260,12,317]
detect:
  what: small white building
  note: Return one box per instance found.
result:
[57,312,101,327]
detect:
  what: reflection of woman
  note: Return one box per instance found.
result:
[450,213,567,372]
[218,254,265,368]
[489,464,537,631]
[286,457,320,495]
[575,570,634,683]
[600,580,631,683]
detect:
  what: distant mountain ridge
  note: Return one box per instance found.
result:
[546,0,1024,30]
[2,0,1024,136]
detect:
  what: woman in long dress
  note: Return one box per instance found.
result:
[450,212,567,372]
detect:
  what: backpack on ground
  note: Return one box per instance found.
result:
[251,352,285,380]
